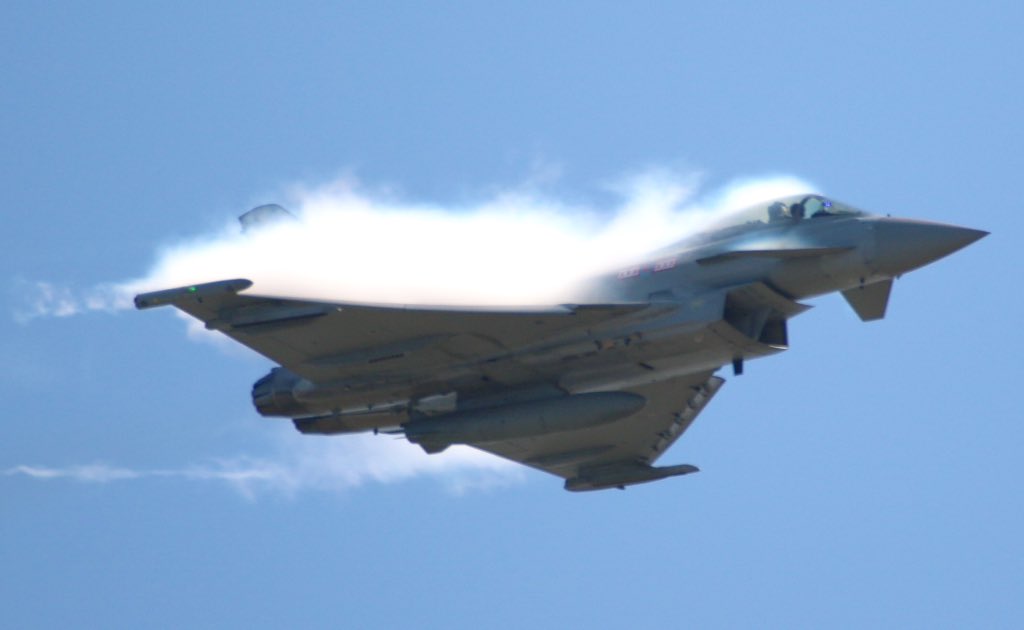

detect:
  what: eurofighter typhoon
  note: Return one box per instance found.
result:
[136,196,986,491]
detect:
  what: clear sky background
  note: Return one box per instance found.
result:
[3,2,1021,628]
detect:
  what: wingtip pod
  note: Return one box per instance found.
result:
[134,279,253,310]
[564,463,699,492]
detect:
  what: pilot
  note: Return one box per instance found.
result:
[767,202,788,222]
[810,197,832,217]
[790,201,806,219]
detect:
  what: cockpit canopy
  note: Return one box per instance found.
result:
[708,194,867,232]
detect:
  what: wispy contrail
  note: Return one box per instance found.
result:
[4,433,524,498]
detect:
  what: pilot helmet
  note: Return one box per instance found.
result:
[767,201,787,219]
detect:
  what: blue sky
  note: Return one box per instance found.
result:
[3,2,1021,628]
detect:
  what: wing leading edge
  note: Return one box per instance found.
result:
[135,279,650,385]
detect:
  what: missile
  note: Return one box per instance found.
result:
[404,392,646,453]
[564,463,699,492]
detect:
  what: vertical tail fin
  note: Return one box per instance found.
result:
[238,204,297,233]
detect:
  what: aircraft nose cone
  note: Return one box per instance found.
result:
[870,218,987,276]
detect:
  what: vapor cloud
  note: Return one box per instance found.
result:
[15,169,815,319]
[10,168,815,494]
[5,432,524,498]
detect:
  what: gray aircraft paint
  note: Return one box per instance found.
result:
[136,195,986,491]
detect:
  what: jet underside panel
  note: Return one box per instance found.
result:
[138,279,802,415]
[137,279,793,487]
[472,372,724,480]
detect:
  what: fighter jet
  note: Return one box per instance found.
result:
[135,195,986,491]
